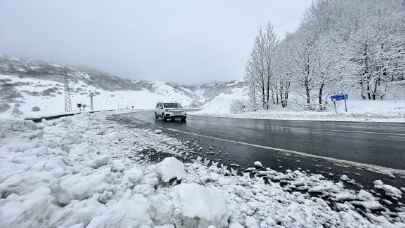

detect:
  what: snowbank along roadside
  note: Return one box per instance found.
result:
[0,112,404,227]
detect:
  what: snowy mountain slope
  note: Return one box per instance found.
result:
[0,74,196,118]
[0,56,248,118]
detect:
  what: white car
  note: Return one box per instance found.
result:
[154,102,187,122]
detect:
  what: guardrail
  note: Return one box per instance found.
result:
[24,109,113,123]
[25,113,77,123]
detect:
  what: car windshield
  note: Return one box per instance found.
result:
[163,103,182,108]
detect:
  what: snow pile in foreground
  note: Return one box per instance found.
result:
[0,113,404,227]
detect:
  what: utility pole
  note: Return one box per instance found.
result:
[89,91,95,111]
[64,73,72,113]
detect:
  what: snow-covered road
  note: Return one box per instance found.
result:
[1,112,404,227]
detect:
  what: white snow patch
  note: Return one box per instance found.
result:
[374,180,402,199]
[124,166,144,185]
[111,160,125,172]
[253,161,263,168]
[173,183,228,227]
[154,129,163,134]
[196,87,248,114]
[89,155,110,169]
[193,99,405,122]
[88,193,152,227]
[156,157,186,182]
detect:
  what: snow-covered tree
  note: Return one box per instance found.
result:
[347,0,405,99]
[245,23,278,110]
[246,0,405,111]
[273,34,296,108]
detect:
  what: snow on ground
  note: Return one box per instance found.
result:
[195,87,248,115]
[5,71,404,123]
[193,81,405,122]
[194,99,405,122]
[0,74,193,119]
[1,111,404,227]
[374,180,403,200]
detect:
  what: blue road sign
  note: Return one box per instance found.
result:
[331,94,348,113]
[331,94,348,102]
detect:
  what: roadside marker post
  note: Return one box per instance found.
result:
[331,94,348,113]
[333,100,337,113]
[89,91,95,111]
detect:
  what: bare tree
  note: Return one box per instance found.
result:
[245,23,278,110]
[246,0,405,112]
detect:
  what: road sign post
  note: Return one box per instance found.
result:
[333,101,337,113]
[344,98,348,112]
[331,94,348,113]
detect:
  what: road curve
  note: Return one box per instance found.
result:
[120,111,405,170]
[109,110,405,195]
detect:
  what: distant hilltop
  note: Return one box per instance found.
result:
[0,56,247,118]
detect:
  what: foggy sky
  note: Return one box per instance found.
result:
[0,1,312,84]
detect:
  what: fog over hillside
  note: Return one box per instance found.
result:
[0,56,247,118]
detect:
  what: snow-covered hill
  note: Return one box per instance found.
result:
[0,56,247,118]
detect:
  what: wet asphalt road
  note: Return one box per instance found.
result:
[109,111,405,199]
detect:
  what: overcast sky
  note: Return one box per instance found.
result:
[0,0,312,84]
